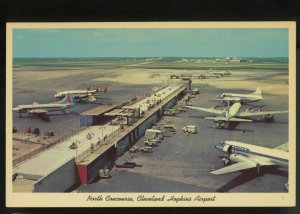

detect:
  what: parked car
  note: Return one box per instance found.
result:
[32,128,40,135]
[164,124,176,132]
[182,125,198,134]
[144,140,158,147]
[140,146,153,153]
[129,146,139,153]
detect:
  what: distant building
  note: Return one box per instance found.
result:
[231,57,241,63]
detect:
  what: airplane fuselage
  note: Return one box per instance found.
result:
[227,102,241,118]
[221,93,262,103]
[210,71,231,76]
[55,90,97,99]
[216,141,288,169]
[13,103,73,114]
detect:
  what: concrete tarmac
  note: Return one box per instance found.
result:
[76,86,288,192]
[12,60,289,193]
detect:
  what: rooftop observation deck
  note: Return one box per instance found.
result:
[14,85,185,180]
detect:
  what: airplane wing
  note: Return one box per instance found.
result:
[210,99,224,101]
[237,110,288,117]
[211,161,257,175]
[223,97,242,102]
[29,109,48,114]
[192,74,205,78]
[185,106,223,114]
[211,97,242,102]
[205,117,252,122]
[274,143,289,152]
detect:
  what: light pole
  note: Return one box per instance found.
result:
[71,141,78,162]
[75,146,78,162]
[73,119,75,135]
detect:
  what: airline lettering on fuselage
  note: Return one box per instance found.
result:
[232,145,250,153]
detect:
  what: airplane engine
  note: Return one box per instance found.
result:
[19,109,28,113]
[73,96,81,102]
[264,114,274,123]
[222,144,232,154]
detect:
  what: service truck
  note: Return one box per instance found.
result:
[145,129,164,142]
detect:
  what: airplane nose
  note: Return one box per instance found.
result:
[215,142,225,151]
[12,107,20,112]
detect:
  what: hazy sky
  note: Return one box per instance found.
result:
[13,28,288,58]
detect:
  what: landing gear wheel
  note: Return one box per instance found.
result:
[256,164,263,176]
[216,122,225,129]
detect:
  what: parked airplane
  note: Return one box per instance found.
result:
[169,72,224,80]
[216,87,262,104]
[192,73,223,79]
[185,102,288,128]
[13,94,74,117]
[211,141,288,175]
[54,85,108,102]
[209,70,231,77]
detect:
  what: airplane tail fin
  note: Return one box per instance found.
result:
[57,93,74,105]
[104,85,108,93]
[252,87,262,96]
[87,84,92,91]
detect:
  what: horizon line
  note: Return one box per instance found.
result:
[13,56,289,59]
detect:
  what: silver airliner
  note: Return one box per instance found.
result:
[211,141,288,175]
[54,85,108,102]
[13,94,74,117]
[217,87,263,104]
[209,70,231,77]
[185,102,288,128]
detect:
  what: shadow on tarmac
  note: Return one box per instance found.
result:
[216,166,288,192]
[19,111,80,122]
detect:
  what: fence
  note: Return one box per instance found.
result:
[13,126,88,167]
[76,126,122,162]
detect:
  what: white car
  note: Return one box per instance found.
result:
[182,125,198,134]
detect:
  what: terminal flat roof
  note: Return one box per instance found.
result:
[127,86,183,112]
[81,104,118,116]
[14,125,120,178]
[105,108,134,117]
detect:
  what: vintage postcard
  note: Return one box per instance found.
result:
[6,22,296,207]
